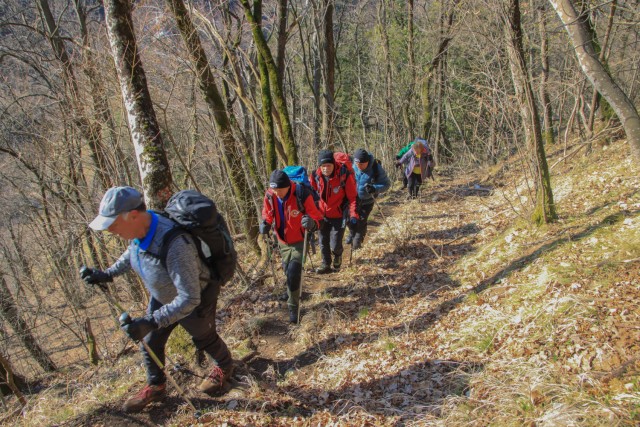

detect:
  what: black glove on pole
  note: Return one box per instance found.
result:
[301,215,317,232]
[80,267,112,291]
[121,314,158,341]
[259,221,271,235]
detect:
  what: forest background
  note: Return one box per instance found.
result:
[0,0,638,424]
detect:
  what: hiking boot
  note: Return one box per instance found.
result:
[122,383,166,413]
[333,255,342,270]
[316,264,331,274]
[289,306,300,324]
[345,234,353,245]
[198,364,234,395]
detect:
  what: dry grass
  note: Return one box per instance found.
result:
[3,138,639,426]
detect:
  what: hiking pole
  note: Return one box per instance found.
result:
[119,313,200,417]
[298,230,309,324]
[79,267,201,418]
[264,234,277,287]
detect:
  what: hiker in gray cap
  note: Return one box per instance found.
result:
[81,186,234,413]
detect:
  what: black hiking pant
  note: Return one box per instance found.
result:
[347,202,374,250]
[318,217,346,267]
[408,172,423,199]
[143,289,232,386]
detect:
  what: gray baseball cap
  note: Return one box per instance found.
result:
[89,186,144,231]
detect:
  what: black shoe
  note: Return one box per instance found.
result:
[333,255,342,270]
[316,264,331,274]
[278,290,288,302]
[345,234,353,245]
[289,307,300,324]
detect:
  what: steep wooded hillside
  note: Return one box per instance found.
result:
[2,138,638,426]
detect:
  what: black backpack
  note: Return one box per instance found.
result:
[156,190,237,286]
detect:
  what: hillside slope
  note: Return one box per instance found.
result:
[4,139,639,426]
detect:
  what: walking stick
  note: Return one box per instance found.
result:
[80,267,201,418]
[264,234,277,287]
[298,230,309,324]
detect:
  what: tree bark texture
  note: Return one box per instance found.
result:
[0,276,56,372]
[255,0,277,173]
[505,0,557,223]
[322,0,337,148]
[166,0,259,244]
[103,0,173,208]
[240,0,298,165]
[549,0,640,160]
[0,352,27,405]
[537,5,555,146]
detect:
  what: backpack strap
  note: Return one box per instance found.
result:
[373,159,381,182]
[294,185,307,214]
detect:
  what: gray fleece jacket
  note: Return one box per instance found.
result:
[105,213,211,328]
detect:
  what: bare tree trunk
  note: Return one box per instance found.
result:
[505,0,557,223]
[0,275,56,372]
[103,0,173,208]
[0,352,26,406]
[378,1,399,145]
[166,0,259,246]
[549,0,640,160]
[240,0,298,165]
[322,0,337,147]
[587,0,617,135]
[403,0,416,141]
[276,0,288,93]
[537,5,555,146]
[255,0,277,173]
[37,0,113,191]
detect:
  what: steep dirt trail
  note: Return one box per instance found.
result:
[237,171,494,388]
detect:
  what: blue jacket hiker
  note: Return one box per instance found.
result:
[347,148,391,250]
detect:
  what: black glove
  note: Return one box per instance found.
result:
[259,220,271,235]
[364,184,376,195]
[80,267,112,290]
[301,215,317,232]
[121,314,158,341]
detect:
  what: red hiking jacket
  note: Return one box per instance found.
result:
[262,182,324,245]
[311,166,358,220]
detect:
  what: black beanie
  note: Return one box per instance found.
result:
[318,149,334,166]
[269,170,291,188]
[354,148,369,163]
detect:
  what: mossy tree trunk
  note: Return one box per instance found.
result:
[322,0,337,148]
[240,0,298,165]
[166,0,259,247]
[254,0,277,173]
[537,5,555,146]
[103,0,173,209]
[504,0,557,224]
